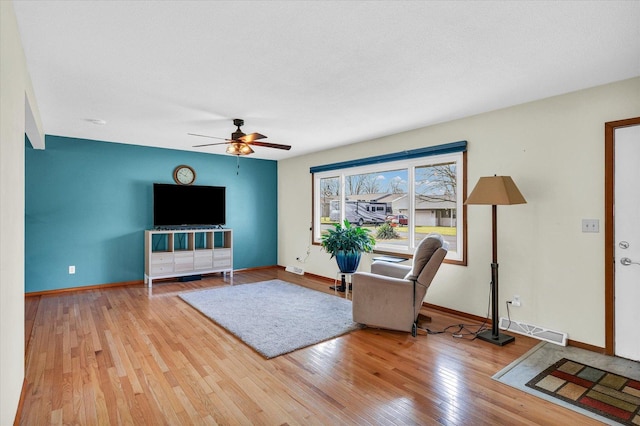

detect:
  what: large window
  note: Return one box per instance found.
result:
[312,144,466,263]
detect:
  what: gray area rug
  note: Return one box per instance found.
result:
[179,279,362,359]
[494,342,640,425]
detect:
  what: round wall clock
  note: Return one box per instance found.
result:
[173,165,196,185]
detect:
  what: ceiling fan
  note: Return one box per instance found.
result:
[189,119,291,156]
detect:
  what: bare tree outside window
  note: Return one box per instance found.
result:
[320,176,340,198]
[345,173,380,196]
[415,162,456,202]
[319,177,340,226]
[387,174,407,194]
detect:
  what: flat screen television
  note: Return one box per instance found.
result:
[153,183,226,228]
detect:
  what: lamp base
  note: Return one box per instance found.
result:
[476,330,515,346]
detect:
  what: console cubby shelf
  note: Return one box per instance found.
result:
[144,228,233,288]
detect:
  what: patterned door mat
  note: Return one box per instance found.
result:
[527,358,640,425]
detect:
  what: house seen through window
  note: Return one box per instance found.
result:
[313,147,466,263]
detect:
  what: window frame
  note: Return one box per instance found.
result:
[312,150,467,265]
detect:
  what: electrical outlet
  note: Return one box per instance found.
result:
[68,265,76,274]
[512,295,521,307]
[582,219,599,233]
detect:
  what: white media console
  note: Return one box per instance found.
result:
[144,228,233,288]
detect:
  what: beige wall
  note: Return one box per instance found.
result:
[0,2,43,423]
[278,77,640,348]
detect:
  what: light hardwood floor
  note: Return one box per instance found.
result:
[20,268,601,425]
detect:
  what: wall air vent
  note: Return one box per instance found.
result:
[499,317,568,346]
[285,265,304,275]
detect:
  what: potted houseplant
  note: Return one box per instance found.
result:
[321,219,376,285]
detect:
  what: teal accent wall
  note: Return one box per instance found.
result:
[25,135,278,293]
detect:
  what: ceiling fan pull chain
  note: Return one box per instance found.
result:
[236,155,240,175]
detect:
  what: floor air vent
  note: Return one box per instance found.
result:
[499,317,568,346]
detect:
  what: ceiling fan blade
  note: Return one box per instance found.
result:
[239,132,267,143]
[250,141,292,150]
[188,133,230,141]
[190,121,289,152]
[192,141,230,148]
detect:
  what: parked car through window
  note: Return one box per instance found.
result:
[385,214,408,226]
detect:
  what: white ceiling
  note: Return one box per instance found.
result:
[12,1,640,161]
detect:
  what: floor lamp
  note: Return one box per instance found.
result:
[466,175,527,346]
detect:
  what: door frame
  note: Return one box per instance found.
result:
[604,116,640,356]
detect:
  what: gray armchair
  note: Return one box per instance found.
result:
[351,234,448,336]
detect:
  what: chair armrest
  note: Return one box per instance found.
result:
[370,261,411,279]
[352,272,414,291]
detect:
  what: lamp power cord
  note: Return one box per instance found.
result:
[296,224,313,264]
[421,279,493,340]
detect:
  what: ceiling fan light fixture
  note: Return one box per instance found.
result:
[191,118,290,153]
[226,142,254,156]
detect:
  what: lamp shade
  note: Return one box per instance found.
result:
[465,176,527,205]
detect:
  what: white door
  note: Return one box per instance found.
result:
[614,124,640,362]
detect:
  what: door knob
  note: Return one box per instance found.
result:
[619,241,630,249]
[620,257,640,266]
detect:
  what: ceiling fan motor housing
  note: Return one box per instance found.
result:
[232,118,245,139]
